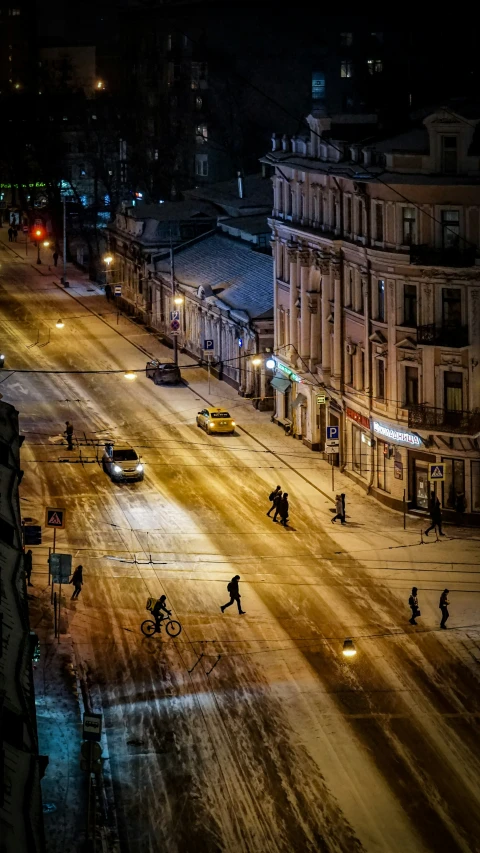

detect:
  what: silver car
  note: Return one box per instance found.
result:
[102,446,144,482]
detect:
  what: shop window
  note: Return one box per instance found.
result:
[352,424,369,477]
[377,440,390,493]
[403,283,417,326]
[442,458,465,509]
[471,461,480,512]
[405,365,418,406]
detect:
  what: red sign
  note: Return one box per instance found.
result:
[346,407,370,430]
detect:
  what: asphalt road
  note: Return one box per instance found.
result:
[3,237,480,853]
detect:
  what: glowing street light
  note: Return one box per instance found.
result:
[173,295,184,306]
[43,240,50,249]
[252,357,262,366]
[342,639,357,658]
[96,80,105,90]
[124,370,137,381]
[266,357,276,369]
[55,319,65,329]
[103,255,113,266]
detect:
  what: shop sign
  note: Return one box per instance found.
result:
[276,362,302,383]
[346,406,370,430]
[372,420,422,447]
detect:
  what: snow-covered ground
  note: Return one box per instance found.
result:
[2,232,480,853]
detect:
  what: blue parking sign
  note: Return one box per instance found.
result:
[326,426,339,440]
[204,339,214,350]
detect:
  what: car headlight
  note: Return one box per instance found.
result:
[209,421,215,427]
[136,463,143,472]
[113,464,122,474]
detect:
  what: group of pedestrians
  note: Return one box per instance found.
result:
[331,493,346,525]
[408,586,451,629]
[266,486,289,526]
[7,225,18,242]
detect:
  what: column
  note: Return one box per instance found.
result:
[320,253,331,374]
[287,245,298,355]
[332,255,342,385]
[299,249,310,360]
[362,269,370,395]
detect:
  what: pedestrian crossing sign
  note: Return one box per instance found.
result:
[428,464,445,482]
[45,507,66,528]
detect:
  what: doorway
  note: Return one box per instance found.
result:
[414,461,429,509]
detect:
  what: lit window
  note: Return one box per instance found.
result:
[80,195,88,207]
[340,61,353,78]
[104,194,110,206]
[402,208,416,245]
[195,154,208,176]
[196,124,208,143]
[167,33,172,51]
[195,96,203,110]
[154,149,159,160]
[367,59,383,74]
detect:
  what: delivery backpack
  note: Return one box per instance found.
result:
[146,597,155,612]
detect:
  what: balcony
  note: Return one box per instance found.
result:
[408,404,480,435]
[417,323,469,347]
[410,244,477,267]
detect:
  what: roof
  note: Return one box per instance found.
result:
[123,200,218,222]
[219,215,270,236]
[185,174,272,216]
[156,233,273,320]
[374,127,429,154]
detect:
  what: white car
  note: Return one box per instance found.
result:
[102,446,144,482]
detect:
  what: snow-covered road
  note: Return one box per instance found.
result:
[3,236,480,853]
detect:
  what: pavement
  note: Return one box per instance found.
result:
[3,226,480,853]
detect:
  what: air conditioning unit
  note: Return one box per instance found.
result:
[346,342,357,356]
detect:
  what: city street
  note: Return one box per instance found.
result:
[2,231,480,853]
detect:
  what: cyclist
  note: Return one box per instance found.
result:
[152,595,171,632]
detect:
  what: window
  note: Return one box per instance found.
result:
[313,195,318,223]
[345,347,353,385]
[442,287,461,326]
[442,458,465,509]
[377,359,385,400]
[402,207,416,245]
[286,185,292,216]
[357,199,363,236]
[375,204,384,241]
[277,243,283,279]
[403,283,417,326]
[332,196,337,230]
[340,60,353,78]
[367,58,383,74]
[405,366,418,405]
[353,425,369,476]
[360,349,365,389]
[442,136,458,173]
[195,96,203,110]
[167,33,172,50]
[195,153,208,176]
[346,196,352,233]
[277,182,283,214]
[196,123,208,143]
[441,210,460,249]
[340,32,353,46]
[345,268,353,307]
[79,165,86,177]
[444,371,463,413]
[471,461,480,512]
[377,440,390,492]
[377,279,385,321]
[154,149,159,160]
[300,193,305,220]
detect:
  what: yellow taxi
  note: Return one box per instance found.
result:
[196,406,236,435]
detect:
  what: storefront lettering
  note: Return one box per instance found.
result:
[346,407,370,429]
[372,420,422,447]
[276,362,302,383]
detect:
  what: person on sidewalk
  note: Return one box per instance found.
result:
[425,497,445,537]
[12,226,17,242]
[439,588,450,629]
[24,549,33,586]
[53,250,59,267]
[105,283,112,302]
[220,575,245,614]
[267,485,282,517]
[65,421,74,451]
[7,226,13,242]
[278,492,289,527]
[70,565,83,600]
[408,587,420,625]
[331,494,343,524]
[340,493,346,524]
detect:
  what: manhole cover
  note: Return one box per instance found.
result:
[43,802,57,813]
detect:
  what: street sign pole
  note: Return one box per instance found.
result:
[53,528,56,554]
[170,230,178,367]
[331,455,334,492]
[208,355,211,395]
[58,581,61,644]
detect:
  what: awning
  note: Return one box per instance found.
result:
[292,393,307,409]
[270,375,291,394]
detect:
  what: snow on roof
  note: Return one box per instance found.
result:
[156,233,273,320]
[186,174,272,213]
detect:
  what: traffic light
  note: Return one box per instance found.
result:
[23,525,42,545]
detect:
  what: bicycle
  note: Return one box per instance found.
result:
[141,614,182,638]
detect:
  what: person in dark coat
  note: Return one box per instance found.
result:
[105,283,112,301]
[24,549,33,586]
[7,226,13,242]
[340,493,346,524]
[425,497,445,537]
[439,589,450,629]
[12,226,17,241]
[65,421,74,450]
[278,492,289,527]
[267,485,282,517]
[53,250,59,267]
[152,594,171,631]
[408,586,419,625]
[220,575,245,614]
[70,565,83,599]
[331,494,343,524]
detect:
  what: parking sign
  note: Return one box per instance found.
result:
[203,339,214,351]
[326,426,339,441]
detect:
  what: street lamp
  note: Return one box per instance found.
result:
[252,356,262,366]
[55,319,65,329]
[342,639,357,658]
[103,255,113,267]
[34,227,44,265]
[173,295,184,306]
[266,357,276,370]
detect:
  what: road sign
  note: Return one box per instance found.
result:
[170,310,180,321]
[326,426,339,441]
[83,713,102,742]
[114,284,122,296]
[49,553,72,583]
[325,446,339,455]
[203,339,214,351]
[170,319,180,335]
[81,741,102,761]
[45,507,66,529]
[23,525,42,546]
[316,394,326,405]
[428,463,445,482]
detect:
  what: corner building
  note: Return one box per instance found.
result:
[263,107,480,523]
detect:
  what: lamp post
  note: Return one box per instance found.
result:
[34,227,44,264]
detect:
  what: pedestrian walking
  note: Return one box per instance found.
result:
[65,420,74,451]
[331,494,343,524]
[425,497,445,537]
[278,492,289,527]
[7,226,13,242]
[12,226,17,242]
[267,485,282,517]
[24,549,33,586]
[52,250,59,267]
[220,575,245,615]
[439,588,450,629]
[105,283,112,302]
[340,493,346,524]
[70,565,83,599]
[408,586,420,625]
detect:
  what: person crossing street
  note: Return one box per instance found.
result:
[24,549,33,586]
[65,421,74,451]
[408,587,420,625]
[439,589,450,629]
[278,492,289,527]
[267,486,282,517]
[220,575,245,614]
[70,565,83,600]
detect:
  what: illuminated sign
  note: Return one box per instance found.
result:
[372,420,422,447]
[276,362,302,383]
[346,406,370,429]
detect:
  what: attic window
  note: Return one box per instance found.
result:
[442,136,458,173]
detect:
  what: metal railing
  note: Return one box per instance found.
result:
[410,244,477,267]
[417,323,469,347]
[408,404,480,434]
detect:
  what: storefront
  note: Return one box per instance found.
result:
[271,360,303,432]
[346,406,372,481]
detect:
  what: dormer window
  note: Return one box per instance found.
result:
[442,136,458,173]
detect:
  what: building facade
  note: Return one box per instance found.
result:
[263,107,480,522]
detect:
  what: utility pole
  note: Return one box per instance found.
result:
[62,196,69,287]
[170,230,178,366]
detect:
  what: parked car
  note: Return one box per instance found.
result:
[196,407,236,435]
[146,360,182,385]
[102,445,144,481]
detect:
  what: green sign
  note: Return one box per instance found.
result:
[276,362,302,383]
[317,394,326,405]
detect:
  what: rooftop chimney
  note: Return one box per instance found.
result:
[237,171,244,199]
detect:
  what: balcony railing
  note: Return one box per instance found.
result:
[408,404,480,435]
[417,323,469,347]
[410,244,477,267]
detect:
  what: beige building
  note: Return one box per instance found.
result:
[262,107,480,522]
